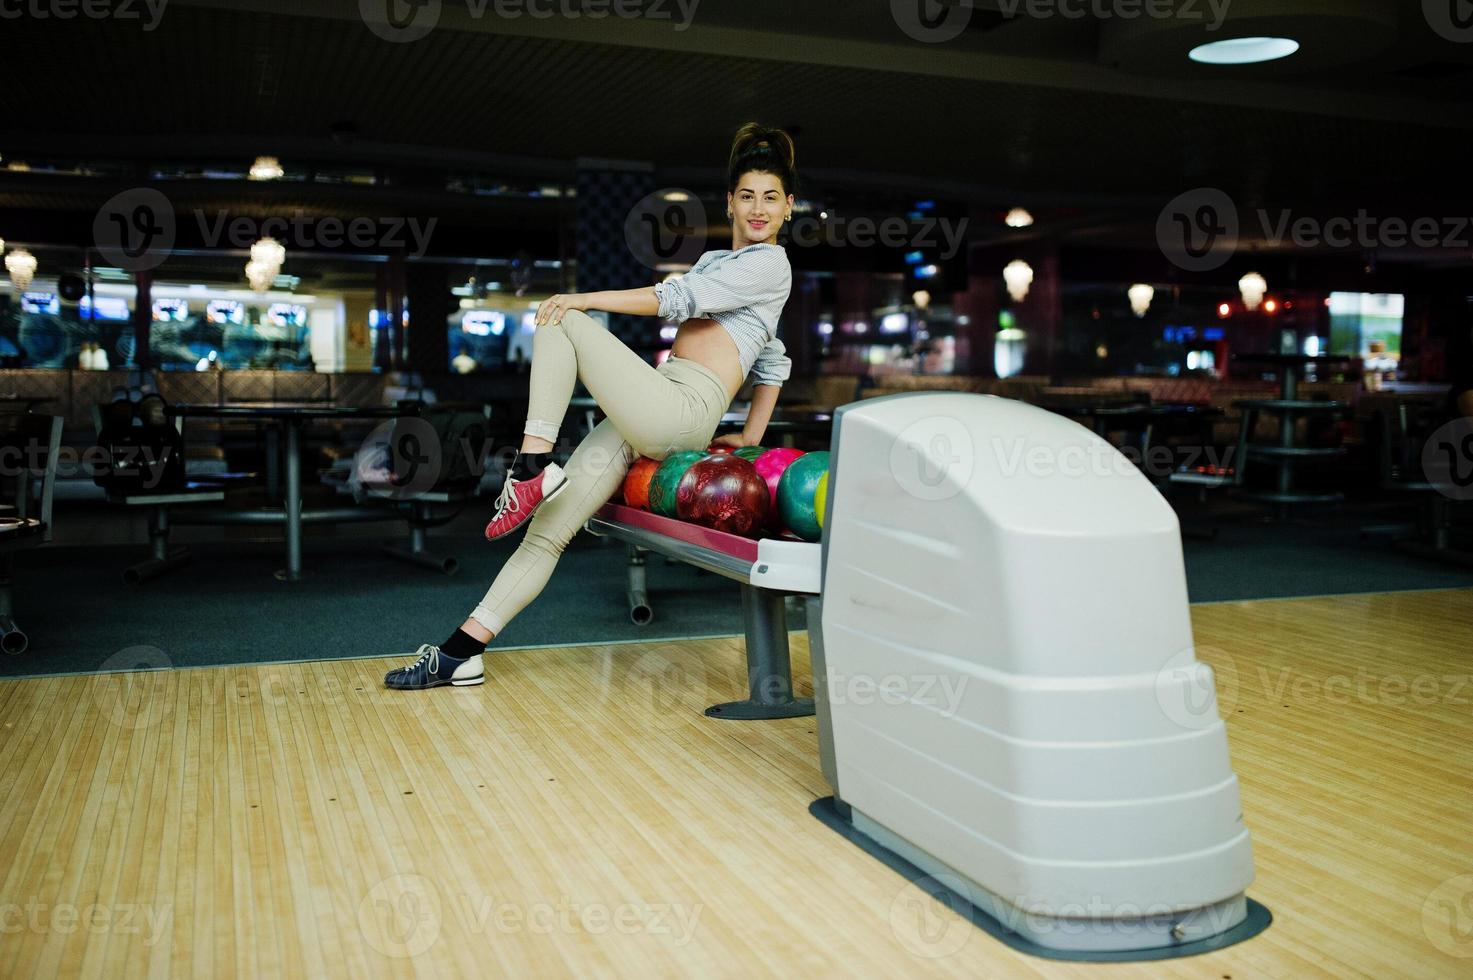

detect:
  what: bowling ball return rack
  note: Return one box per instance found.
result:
[585,502,820,720]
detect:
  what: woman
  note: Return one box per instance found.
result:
[386,124,797,689]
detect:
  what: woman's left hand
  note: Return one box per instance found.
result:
[710,433,749,448]
[536,294,586,326]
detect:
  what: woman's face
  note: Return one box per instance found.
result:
[728,171,792,247]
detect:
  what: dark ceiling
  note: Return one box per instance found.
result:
[2,0,1472,264]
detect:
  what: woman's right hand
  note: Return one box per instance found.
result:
[536,294,586,327]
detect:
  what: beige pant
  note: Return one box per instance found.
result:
[472,310,731,634]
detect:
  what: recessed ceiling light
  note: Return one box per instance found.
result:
[1188,37,1299,65]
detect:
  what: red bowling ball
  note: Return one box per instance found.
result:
[675,455,771,538]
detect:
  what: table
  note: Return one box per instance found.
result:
[1234,353,1358,400]
[716,410,833,448]
[168,403,447,582]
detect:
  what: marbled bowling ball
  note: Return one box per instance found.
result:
[777,450,830,542]
[732,445,765,463]
[621,456,661,510]
[675,455,770,537]
[704,443,734,455]
[751,447,805,513]
[648,450,707,518]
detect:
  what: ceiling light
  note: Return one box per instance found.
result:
[250,156,284,180]
[1005,208,1033,228]
[1128,283,1155,318]
[1188,37,1299,65]
[1003,260,1034,303]
[1239,272,1267,311]
[5,249,37,291]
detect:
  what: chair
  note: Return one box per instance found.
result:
[92,403,226,584]
[0,414,63,654]
[1361,403,1471,565]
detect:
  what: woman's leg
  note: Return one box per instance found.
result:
[522,310,698,456]
[470,417,633,635]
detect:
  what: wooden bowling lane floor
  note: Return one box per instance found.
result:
[0,588,1469,978]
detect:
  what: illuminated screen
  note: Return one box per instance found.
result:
[207,301,245,325]
[267,304,308,328]
[1328,292,1403,359]
[463,311,507,337]
[80,295,131,321]
[153,299,189,322]
[21,293,59,315]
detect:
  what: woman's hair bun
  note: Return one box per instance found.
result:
[728,123,797,194]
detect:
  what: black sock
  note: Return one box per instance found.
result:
[511,451,553,481]
[440,628,486,659]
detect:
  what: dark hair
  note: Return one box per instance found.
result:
[727,123,797,197]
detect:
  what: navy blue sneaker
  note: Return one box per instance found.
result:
[384,644,484,690]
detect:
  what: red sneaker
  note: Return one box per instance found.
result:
[484,463,569,540]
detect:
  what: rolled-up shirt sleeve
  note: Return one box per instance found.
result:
[655,247,790,322]
[750,336,791,386]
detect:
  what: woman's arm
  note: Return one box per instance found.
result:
[536,287,658,326]
[737,384,781,447]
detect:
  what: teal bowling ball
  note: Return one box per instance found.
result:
[776,451,830,541]
[648,450,707,518]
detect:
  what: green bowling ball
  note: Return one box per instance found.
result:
[733,445,765,462]
[648,450,707,518]
[776,450,830,542]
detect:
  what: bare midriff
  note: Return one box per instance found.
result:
[671,318,745,401]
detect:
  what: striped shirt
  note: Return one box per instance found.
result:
[653,243,793,386]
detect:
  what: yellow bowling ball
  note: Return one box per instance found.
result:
[815,470,829,530]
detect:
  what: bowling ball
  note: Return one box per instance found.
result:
[675,455,770,537]
[733,445,765,462]
[752,447,805,516]
[815,470,829,531]
[777,450,830,542]
[704,443,734,455]
[621,457,660,510]
[648,450,707,518]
